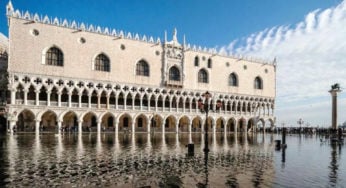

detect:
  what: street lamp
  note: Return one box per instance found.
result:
[297,118,304,133]
[198,91,212,153]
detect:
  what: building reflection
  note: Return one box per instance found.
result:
[4,133,275,187]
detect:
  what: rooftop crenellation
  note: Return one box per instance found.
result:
[6,1,275,66]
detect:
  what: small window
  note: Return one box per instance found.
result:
[198,69,208,83]
[31,29,39,36]
[136,60,150,76]
[229,73,238,87]
[95,53,110,72]
[207,58,212,68]
[194,56,199,67]
[169,66,180,81]
[254,76,263,89]
[45,47,63,66]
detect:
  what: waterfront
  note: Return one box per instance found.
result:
[0,133,345,187]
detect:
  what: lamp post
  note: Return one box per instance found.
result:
[297,118,304,133]
[198,91,212,187]
[198,91,212,153]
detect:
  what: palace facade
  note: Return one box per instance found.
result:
[1,2,276,134]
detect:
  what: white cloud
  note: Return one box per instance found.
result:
[223,1,346,126]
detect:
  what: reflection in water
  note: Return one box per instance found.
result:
[96,133,102,156]
[56,134,64,161]
[77,133,84,164]
[7,135,18,181]
[1,133,296,187]
[328,143,340,186]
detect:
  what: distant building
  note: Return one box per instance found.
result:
[1,1,276,134]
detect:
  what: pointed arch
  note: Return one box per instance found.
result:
[43,46,64,66]
[136,59,150,76]
[229,72,238,86]
[254,76,263,89]
[169,66,181,81]
[94,53,110,72]
[194,56,199,67]
[198,69,208,83]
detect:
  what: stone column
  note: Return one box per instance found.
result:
[88,95,91,108]
[140,97,143,110]
[35,90,39,106]
[57,120,62,134]
[147,119,151,133]
[175,121,179,133]
[9,120,16,133]
[131,121,135,134]
[115,95,118,109]
[162,119,165,134]
[47,91,51,106]
[188,121,192,133]
[78,93,82,108]
[10,89,16,105]
[78,120,83,133]
[183,99,186,113]
[148,98,150,111]
[155,99,158,112]
[35,120,40,134]
[24,89,28,105]
[124,94,127,110]
[97,120,101,133]
[329,88,342,129]
[97,95,101,109]
[68,92,72,107]
[132,97,135,110]
[58,92,62,107]
[212,121,216,134]
[169,99,172,112]
[106,95,110,109]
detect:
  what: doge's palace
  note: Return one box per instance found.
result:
[0,1,276,134]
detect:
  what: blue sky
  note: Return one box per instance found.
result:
[1,0,345,127]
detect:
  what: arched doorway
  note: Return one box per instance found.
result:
[82,112,97,132]
[151,114,163,132]
[135,114,147,132]
[101,113,115,132]
[238,118,246,133]
[227,118,236,133]
[164,115,176,132]
[216,118,224,133]
[247,118,255,132]
[17,109,35,132]
[63,111,78,132]
[41,110,57,132]
[178,116,189,132]
[118,113,132,133]
[192,116,202,132]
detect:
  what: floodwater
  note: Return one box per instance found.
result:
[0,133,345,188]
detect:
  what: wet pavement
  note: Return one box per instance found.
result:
[0,133,345,187]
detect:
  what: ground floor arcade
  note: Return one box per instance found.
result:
[4,108,275,134]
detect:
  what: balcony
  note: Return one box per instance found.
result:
[165,80,183,88]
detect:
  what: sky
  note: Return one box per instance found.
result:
[0,0,345,127]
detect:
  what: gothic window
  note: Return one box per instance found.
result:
[136,60,149,76]
[229,73,238,86]
[254,76,263,89]
[45,47,63,66]
[194,56,199,67]
[198,69,208,83]
[207,58,212,68]
[169,66,180,81]
[95,53,110,72]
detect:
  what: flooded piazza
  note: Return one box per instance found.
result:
[0,133,345,188]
